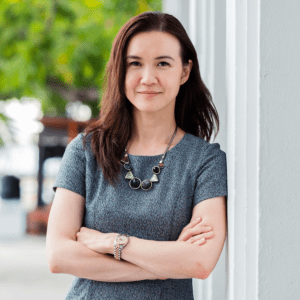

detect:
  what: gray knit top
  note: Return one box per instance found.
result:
[53,131,228,300]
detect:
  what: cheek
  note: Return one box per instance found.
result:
[125,74,136,91]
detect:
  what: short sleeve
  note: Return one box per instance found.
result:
[52,133,86,198]
[193,142,228,207]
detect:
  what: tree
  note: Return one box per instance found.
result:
[0,0,162,120]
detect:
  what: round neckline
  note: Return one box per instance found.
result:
[127,132,188,158]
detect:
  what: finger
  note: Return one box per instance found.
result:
[186,226,211,239]
[193,238,206,246]
[204,231,214,239]
[182,218,202,233]
[178,228,197,242]
[193,217,202,225]
[186,217,202,229]
[193,224,212,233]
[178,225,205,242]
[177,218,205,242]
[192,231,214,243]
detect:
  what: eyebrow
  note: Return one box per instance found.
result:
[126,55,175,61]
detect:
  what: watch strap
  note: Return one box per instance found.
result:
[114,234,129,260]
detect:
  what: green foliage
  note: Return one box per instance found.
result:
[0,0,162,118]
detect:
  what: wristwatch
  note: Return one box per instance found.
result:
[114,234,130,260]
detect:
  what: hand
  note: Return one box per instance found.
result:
[177,217,214,246]
[76,227,117,254]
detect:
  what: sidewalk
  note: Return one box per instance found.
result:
[0,234,73,300]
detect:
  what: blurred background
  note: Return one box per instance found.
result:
[0,0,162,299]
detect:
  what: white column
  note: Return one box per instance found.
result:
[193,2,228,300]
[226,0,300,299]
[163,0,190,33]
[226,0,255,299]
[163,1,227,300]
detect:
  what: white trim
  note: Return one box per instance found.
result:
[189,0,197,47]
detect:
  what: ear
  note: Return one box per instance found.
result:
[180,59,193,85]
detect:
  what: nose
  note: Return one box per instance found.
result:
[140,66,158,85]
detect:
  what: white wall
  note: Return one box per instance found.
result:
[258,0,300,298]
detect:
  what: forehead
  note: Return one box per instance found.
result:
[126,31,181,58]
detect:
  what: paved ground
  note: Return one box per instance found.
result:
[0,234,74,300]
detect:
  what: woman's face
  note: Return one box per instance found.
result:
[124,31,192,115]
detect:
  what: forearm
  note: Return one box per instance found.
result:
[51,239,164,282]
[110,236,201,279]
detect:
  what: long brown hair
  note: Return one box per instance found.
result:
[82,11,220,188]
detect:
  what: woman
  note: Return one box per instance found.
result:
[46,11,228,300]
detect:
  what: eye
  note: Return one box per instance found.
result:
[128,61,170,67]
[158,61,170,67]
[129,61,141,66]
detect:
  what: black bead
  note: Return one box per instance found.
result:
[152,166,160,174]
[124,163,131,170]
[130,178,141,189]
[141,179,152,190]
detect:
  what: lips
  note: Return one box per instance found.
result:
[139,91,161,94]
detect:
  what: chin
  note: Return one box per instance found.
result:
[135,107,162,114]
[130,102,160,112]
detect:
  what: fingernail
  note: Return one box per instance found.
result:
[206,226,211,229]
[196,217,201,221]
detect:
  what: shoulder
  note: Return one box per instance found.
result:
[61,132,95,165]
[67,132,92,152]
[185,133,225,157]
[183,133,227,173]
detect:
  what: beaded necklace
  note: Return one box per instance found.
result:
[120,126,178,190]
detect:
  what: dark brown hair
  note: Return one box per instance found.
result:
[82,11,220,188]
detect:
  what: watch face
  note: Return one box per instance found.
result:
[117,235,128,245]
[119,236,127,245]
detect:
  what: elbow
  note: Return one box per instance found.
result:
[200,269,211,280]
[49,264,59,274]
[47,252,61,274]
[47,245,64,274]
[49,260,61,274]
[194,261,211,280]
[46,237,76,274]
[46,236,71,274]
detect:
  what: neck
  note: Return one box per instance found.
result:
[129,115,177,149]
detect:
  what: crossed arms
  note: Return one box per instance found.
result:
[46,187,227,281]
